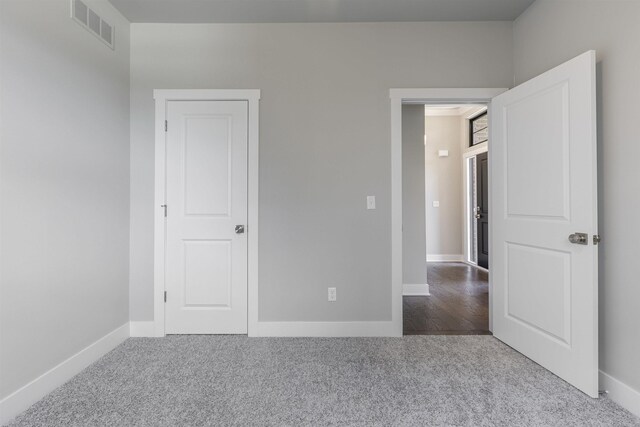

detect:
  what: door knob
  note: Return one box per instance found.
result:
[568,232,588,245]
[235,225,245,234]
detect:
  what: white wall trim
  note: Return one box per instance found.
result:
[599,370,640,418]
[403,283,430,296]
[390,95,404,337]
[129,321,155,337]
[463,105,488,120]
[153,89,260,338]
[390,88,507,339]
[391,88,507,103]
[462,143,489,160]
[0,323,129,425]
[463,261,489,273]
[462,145,489,267]
[427,254,464,262]
[256,321,397,337]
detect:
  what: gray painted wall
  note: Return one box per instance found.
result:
[0,0,130,399]
[425,116,463,257]
[514,0,640,393]
[402,105,426,285]
[129,22,514,322]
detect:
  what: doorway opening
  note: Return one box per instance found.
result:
[401,102,491,336]
[392,53,599,397]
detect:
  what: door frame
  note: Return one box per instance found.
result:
[390,88,506,335]
[153,89,261,337]
[463,144,488,268]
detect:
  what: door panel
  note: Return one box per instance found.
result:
[165,100,248,334]
[505,84,569,219]
[491,51,598,397]
[183,116,232,216]
[476,152,489,269]
[506,243,570,343]
[183,240,231,307]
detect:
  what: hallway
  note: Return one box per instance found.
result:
[403,262,489,335]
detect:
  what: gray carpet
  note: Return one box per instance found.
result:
[7,336,639,426]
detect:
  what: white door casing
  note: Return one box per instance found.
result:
[390,88,508,337]
[491,51,598,397]
[165,100,248,334]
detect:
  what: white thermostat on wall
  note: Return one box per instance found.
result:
[438,150,449,157]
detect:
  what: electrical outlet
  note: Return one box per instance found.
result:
[328,287,337,302]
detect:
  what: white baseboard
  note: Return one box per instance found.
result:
[463,261,489,273]
[403,283,430,296]
[599,370,640,418]
[254,321,400,337]
[0,323,129,425]
[7,324,637,422]
[130,321,156,337]
[427,254,464,262]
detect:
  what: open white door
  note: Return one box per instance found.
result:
[491,51,598,397]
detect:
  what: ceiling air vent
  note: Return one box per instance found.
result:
[71,0,114,50]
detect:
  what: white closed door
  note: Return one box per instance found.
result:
[491,51,598,397]
[165,100,248,334]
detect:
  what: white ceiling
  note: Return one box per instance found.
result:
[107,0,536,23]
[424,104,486,117]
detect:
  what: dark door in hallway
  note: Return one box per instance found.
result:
[476,152,489,269]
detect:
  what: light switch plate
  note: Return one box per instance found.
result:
[433,201,440,208]
[438,150,449,157]
[328,287,337,302]
[367,196,376,210]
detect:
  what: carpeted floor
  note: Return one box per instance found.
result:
[7,336,639,426]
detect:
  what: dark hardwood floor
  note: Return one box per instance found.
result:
[403,262,490,335]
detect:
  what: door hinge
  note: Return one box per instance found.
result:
[161,204,167,217]
[164,291,167,303]
[593,234,601,245]
[164,120,168,132]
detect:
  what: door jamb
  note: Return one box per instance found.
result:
[153,89,261,337]
[463,144,489,267]
[390,88,506,335]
